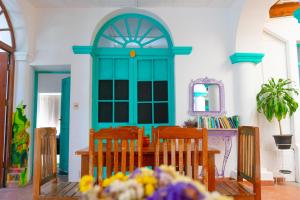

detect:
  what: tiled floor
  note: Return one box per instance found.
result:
[0,182,300,200]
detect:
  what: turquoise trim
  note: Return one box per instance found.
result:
[294,8,300,23]
[93,13,174,49]
[92,13,176,134]
[297,43,300,47]
[230,52,265,64]
[31,70,71,178]
[59,77,71,173]
[72,46,93,54]
[172,47,192,55]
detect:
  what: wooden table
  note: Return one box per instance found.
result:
[75,144,220,191]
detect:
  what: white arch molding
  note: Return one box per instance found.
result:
[90,7,174,46]
[234,0,300,182]
[3,0,37,180]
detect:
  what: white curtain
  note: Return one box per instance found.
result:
[37,93,61,135]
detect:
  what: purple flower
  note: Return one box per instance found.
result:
[148,182,205,200]
[129,168,142,178]
[154,167,163,179]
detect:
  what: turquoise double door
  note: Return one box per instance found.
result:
[93,49,175,135]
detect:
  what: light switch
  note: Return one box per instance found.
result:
[73,102,79,110]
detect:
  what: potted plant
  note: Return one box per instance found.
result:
[256,78,299,149]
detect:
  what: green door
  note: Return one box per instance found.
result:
[92,13,176,136]
[59,77,71,173]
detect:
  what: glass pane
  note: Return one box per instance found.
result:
[154,103,168,123]
[127,17,138,40]
[143,38,168,48]
[115,102,129,122]
[98,36,123,48]
[137,19,153,40]
[99,80,113,100]
[114,19,128,38]
[0,14,9,29]
[98,102,113,122]
[0,31,11,46]
[115,80,129,100]
[138,103,152,124]
[154,81,168,101]
[103,26,126,43]
[138,81,152,101]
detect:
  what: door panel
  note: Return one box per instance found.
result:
[59,77,71,173]
[93,52,175,137]
[95,57,131,130]
[0,52,8,187]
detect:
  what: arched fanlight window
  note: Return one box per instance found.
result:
[94,14,172,49]
[0,0,15,51]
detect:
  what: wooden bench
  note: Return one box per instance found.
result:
[33,127,80,200]
[216,126,261,200]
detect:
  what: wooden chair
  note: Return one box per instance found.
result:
[216,126,261,200]
[154,127,208,187]
[89,127,144,183]
[151,125,180,144]
[33,127,80,200]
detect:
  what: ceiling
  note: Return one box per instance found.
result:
[27,0,235,8]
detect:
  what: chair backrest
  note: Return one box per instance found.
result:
[155,127,208,186]
[237,126,261,198]
[152,126,180,144]
[33,127,57,200]
[89,127,144,183]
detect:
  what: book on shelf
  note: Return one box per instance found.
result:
[198,115,239,129]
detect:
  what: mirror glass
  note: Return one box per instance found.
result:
[193,84,220,112]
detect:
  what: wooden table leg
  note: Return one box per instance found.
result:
[81,155,89,177]
[207,154,215,191]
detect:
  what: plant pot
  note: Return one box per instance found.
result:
[273,135,293,149]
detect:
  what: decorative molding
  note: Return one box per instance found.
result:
[294,8,300,23]
[14,52,33,61]
[72,46,93,54]
[172,46,192,55]
[230,52,265,64]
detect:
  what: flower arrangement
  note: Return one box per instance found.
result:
[79,166,231,200]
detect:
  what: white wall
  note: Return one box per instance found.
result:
[38,73,70,93]
[260,17,300,181]
[28,6,239,181]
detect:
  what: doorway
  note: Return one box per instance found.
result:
[32,71,71,176]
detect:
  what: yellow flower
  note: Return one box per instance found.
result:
[79,175,94,193]
[102,173,128,187]
[143,176,157,185]
[102,178,112,188]
[145,183,155,196]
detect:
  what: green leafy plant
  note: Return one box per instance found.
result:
[256,78,299,135]
[10,102,30,186]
